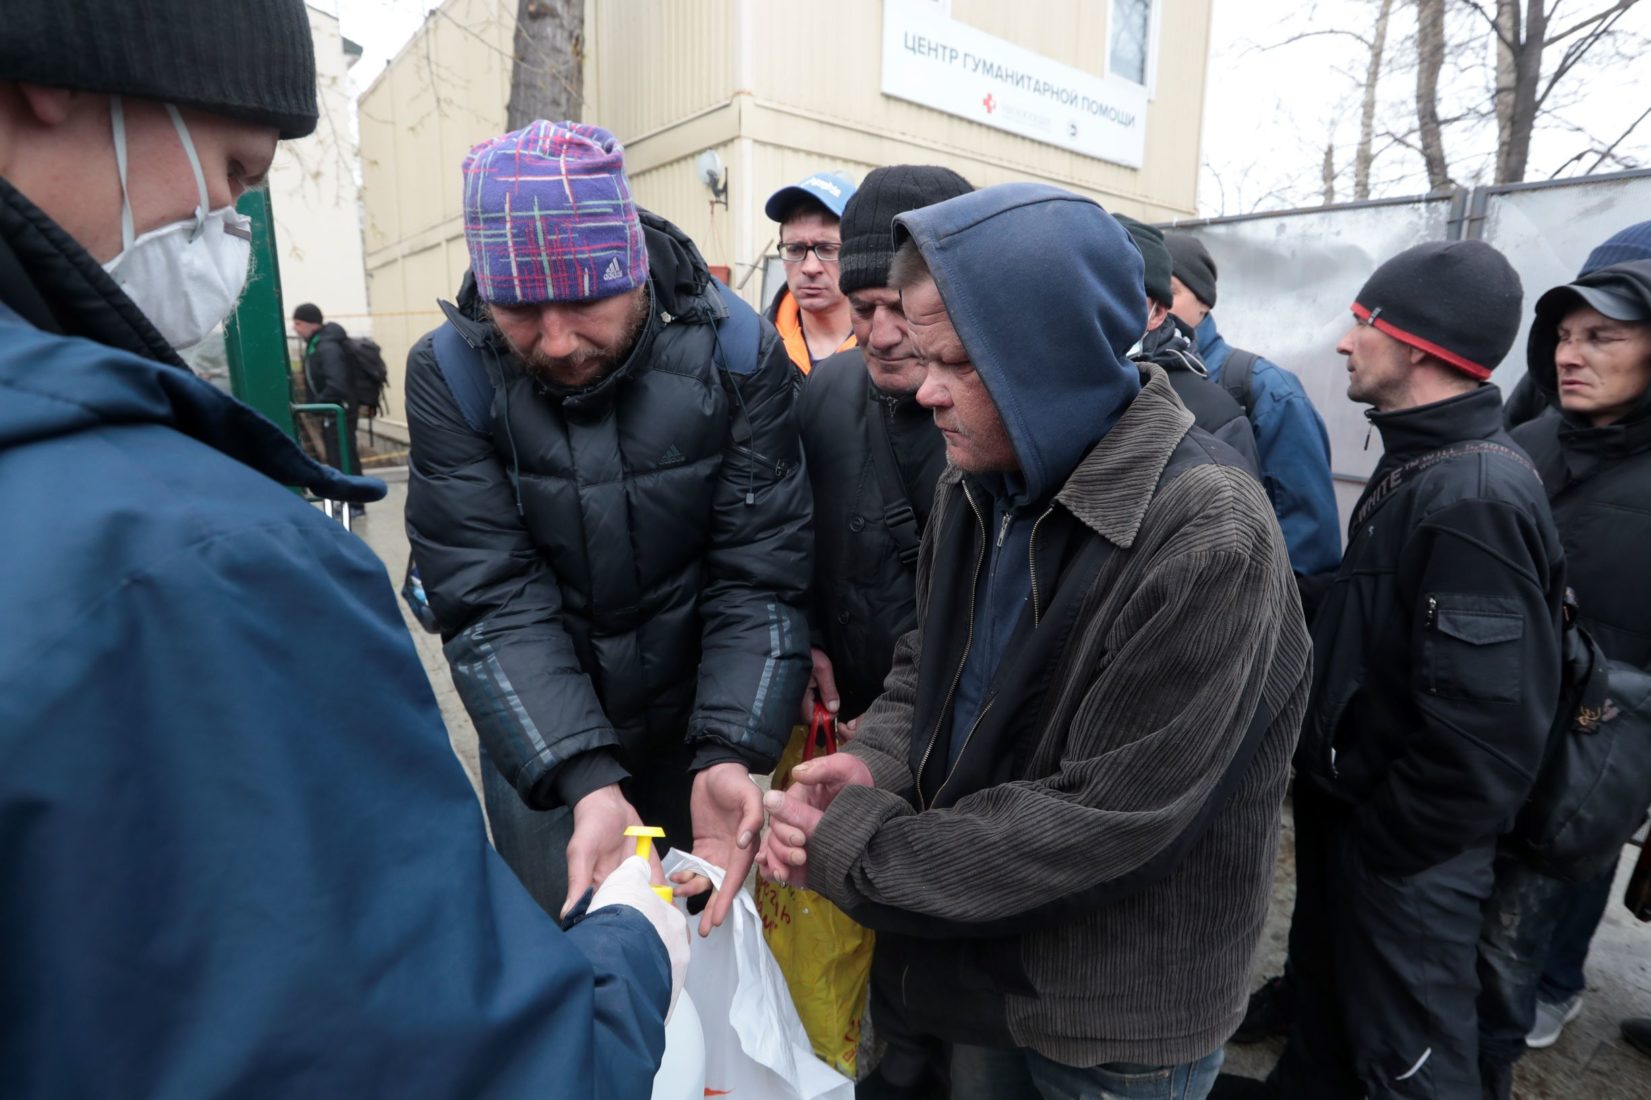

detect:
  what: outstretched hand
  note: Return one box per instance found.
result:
[671,762,764,937]
[562,784,647,918]
[755,753,874,890]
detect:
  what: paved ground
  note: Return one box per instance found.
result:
[351,471,1651,1098]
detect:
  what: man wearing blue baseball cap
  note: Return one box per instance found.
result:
[765,170,858,374]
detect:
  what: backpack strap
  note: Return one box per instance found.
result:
[709,276,762,377]
[1220,348,1259,421]
[432,306,497,435]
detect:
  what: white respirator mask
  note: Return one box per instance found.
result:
[102,96,253,350]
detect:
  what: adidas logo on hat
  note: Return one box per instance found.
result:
[602,257,624,281]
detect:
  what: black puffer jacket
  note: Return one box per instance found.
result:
[302,321,352,407]
[405,212,812,809]
[798,349,947,720]
[1512,260,1651,669]
[1296,385,1565,876]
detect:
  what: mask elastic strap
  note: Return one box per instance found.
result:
[109,96,135,251]
[165,104,212,242]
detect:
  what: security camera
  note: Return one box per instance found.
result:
[696,149,729,208]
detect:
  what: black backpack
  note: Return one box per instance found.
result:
[344,336,390,418]
[1219,348,1259,421]
[1514,601,1651,883]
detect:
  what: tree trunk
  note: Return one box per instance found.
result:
[1496,0,1549,183]
[1414,0,1453,190]
[505,0,585,132]
[1323,141,1337,205]
[1355,0,1396,200]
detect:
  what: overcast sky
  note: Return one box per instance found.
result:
[331,0,1651,216]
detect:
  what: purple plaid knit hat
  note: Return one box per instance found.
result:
[462,120,649,304]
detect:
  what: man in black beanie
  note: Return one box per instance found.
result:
[1267,240,1566,1098]
[1163,231,1342,588]
[0,2,684,1094]
[795,164,970,1098]
[1115,215,1259,476]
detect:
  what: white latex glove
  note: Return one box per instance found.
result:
[590,855,690,1021]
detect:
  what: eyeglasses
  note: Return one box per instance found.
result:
[777,241,843,263]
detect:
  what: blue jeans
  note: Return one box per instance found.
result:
[1535,861,1616,1003]
[950,1044,1223,1100]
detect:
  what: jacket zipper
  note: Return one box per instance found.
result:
[1028,506,1055,628]
[996,510,1013,548]
[931,505,1055,806]
[915,482,988,811]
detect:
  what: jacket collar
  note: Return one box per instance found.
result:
[1054,364,1194,548]
[936,365,1191,548]
[1367,384,1505,459]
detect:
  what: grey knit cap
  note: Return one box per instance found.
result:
[0,0,319,139]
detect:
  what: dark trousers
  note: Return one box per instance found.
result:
[477,742,694,921]
[1536,864,1615,1003]
[1475,855,1574,1100]
[1270,787,1496,1099]
[320,403,362,477]
[1474,852,1619,1099]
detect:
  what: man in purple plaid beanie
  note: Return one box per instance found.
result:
[407,119,813,938]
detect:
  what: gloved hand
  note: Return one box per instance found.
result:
[590,855,690,1020]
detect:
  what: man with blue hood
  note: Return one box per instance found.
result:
[757,183,1310,1099]
[0,1,685,1094]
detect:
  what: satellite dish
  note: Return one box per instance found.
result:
[695,149,728,207]
[696,149,725,190]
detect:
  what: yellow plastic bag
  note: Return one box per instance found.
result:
[754,714,875,1077]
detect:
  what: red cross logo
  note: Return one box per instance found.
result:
[982,93,996,114]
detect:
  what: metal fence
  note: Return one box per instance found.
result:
[1162,169,1651,528]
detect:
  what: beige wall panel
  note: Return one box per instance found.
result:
[626,144,744,276]
[587,0,737,140]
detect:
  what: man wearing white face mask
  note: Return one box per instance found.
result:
[0,3,687,1097]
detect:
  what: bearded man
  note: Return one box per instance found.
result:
[405,121,812,932]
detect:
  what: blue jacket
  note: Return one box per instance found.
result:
[892,184,1145,755]
[0,182,668,1098]
[1195,315,1341,576]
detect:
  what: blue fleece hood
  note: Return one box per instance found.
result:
[894,183,1145,501]
[0,307,383,503]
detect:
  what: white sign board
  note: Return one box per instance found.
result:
[881,0,1148,169]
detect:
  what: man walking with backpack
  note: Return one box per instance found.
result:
[1267,241,1566,1099]
[292,302,363,479]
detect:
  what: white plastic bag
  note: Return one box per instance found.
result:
[660,850,854,1100]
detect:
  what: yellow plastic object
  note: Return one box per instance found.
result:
[624,825,673,903]
[752,726,874,1076]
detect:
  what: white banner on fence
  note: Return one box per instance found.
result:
[880,0,1148,169]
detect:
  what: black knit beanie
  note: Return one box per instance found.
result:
[1164,231,1218,307]
[838,165,973,296]
[0,0,318,140]
[1353,240,1523,380]
[1115,215,1173,308]
[292,302,323,324]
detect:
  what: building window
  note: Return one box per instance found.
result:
[1109,0,1153,86]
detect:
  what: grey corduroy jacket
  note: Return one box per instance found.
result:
[806,366,1312,1067]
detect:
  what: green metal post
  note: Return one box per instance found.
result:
[225,189,296,437]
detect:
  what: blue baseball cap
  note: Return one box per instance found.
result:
[765,170,857,222]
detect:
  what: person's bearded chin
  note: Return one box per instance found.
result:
[501,293,649,389]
